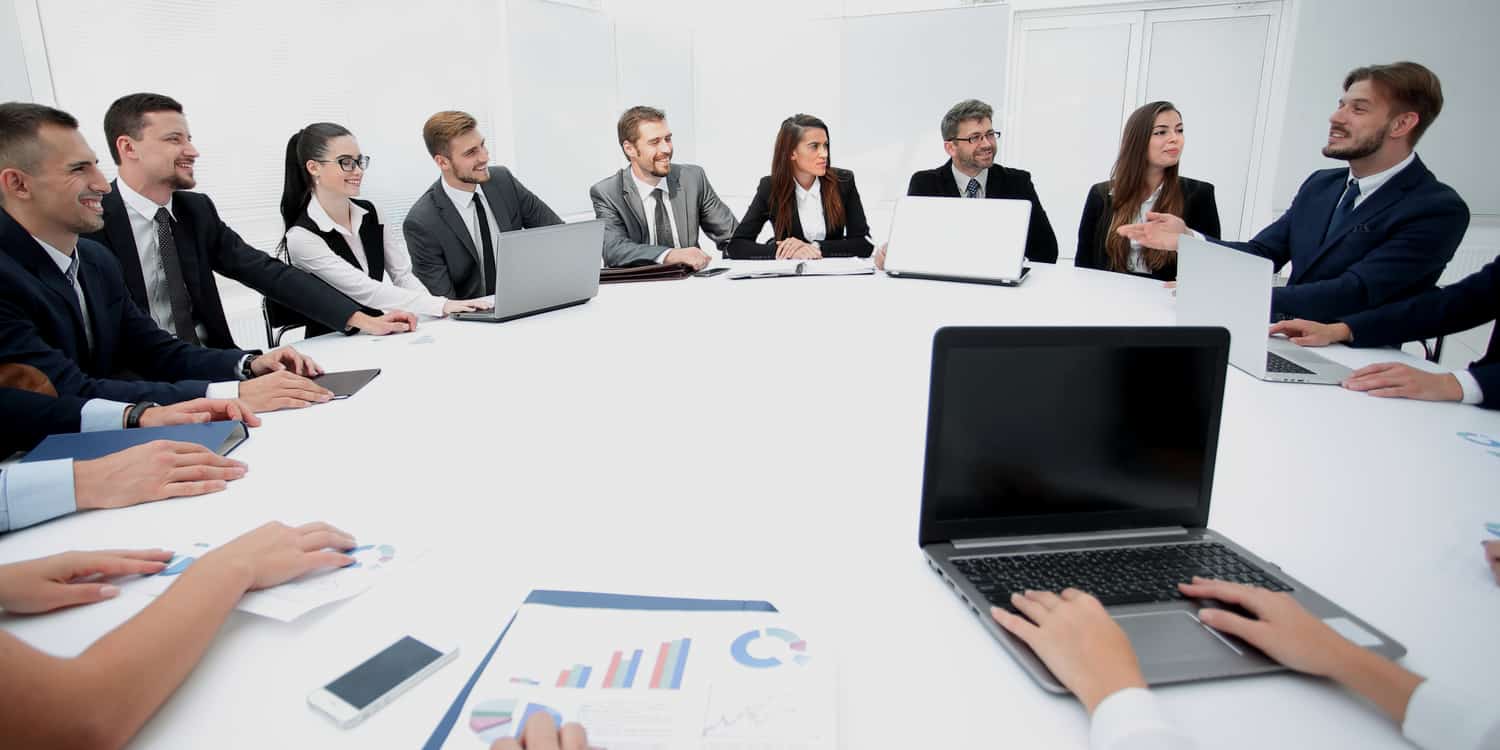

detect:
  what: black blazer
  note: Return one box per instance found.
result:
[1342,253,1499,409]
[727,168,873,259]
[83,183,366,349]
[1074,177,1221,282]
[0,387,90,456]
[0,209,247,404]
[906,160,1058,263]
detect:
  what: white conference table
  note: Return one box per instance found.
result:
[1,261,1497,749]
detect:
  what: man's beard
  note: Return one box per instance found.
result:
[1322,125,1385,161]
[458,167,491,185]
[957,149,994,173]
[169,172,195,190]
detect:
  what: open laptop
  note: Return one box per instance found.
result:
[451,219,604,323]
[883,196,1032,286]
[1176,235,1352,384]
[918,326,1403,692]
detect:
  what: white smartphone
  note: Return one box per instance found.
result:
[307,634,458,728]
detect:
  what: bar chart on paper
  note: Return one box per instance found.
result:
[540,638,692,691]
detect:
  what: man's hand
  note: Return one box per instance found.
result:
[1269,319,1353,347]
[990,590,1146,714]
[138,398,261,428]
[201,521,356,592]
[1342,362,1464,402]
[249,346,323,377]
[1486,540,1500,586]
[73,440,247,510]
[1117,211,1189,252]
[348,310,418,335]
[490,711,590,750]
[0,549,173,613]
[664,247,710,270]
[238,370,333,411]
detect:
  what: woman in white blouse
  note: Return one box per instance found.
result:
[278,123,490,320]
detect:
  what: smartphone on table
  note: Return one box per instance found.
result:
[307,633,458,728]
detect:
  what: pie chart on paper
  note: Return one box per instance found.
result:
[730,627,812,669]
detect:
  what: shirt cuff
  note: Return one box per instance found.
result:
[1402,678,1500,750]
[206,381,241,399]
[1453,370,1485,405]
[1,459,77,531]
[81,399,131,432]
[655,248,671,264]
[1090,687,1196,750]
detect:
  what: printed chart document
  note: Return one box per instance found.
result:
[728,258,875,280]
[127,538,423,622]
[429,592,836,750]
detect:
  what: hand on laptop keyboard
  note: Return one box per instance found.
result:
[989,589,1147,714]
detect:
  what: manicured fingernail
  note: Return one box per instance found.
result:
[100,584,120,598]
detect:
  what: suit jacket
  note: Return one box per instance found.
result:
[589,164,739,267]
[726,168,873,259]
[1221,155,1469,322]
[402,167,564,299]
[0,387,88,456]
[1074,176,1221,281]
[0,209,247,404]
[83,183,365,349]
[1342,254,1499,409]
[906,160,1059,264]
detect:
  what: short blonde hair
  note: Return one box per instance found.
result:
[422,110,478,158]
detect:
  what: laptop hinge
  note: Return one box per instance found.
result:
[952,526,1190,549]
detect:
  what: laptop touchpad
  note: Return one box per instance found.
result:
[1115,610,1242,664]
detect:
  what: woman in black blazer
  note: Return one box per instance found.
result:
[727,114,873,260]
[1075,101,1220,281]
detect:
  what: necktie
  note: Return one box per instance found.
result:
[472,194,496,296]
[1323,178,1361,243]
[154,208,199,344]
[964,178,980,198]
[652,187,676,248]
[63,253,93,353]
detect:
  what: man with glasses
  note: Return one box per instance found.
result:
[879,98,1058,267]
[85,93,415,347]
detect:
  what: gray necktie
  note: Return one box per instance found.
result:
[62,252,93,353]
[652,187,676,249]
[965,178,981,198]
[154,207,199,344]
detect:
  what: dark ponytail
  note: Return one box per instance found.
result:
[276,122,353,252]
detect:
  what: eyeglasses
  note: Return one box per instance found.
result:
[947,130,1001,146]
[317,155,371,172]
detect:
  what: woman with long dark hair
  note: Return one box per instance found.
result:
[279,123,489,327]
[726,114,872,260]
[1074,101,1220,280]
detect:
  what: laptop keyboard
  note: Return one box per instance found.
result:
[951,542,1292,612]
[1266,352,1315,375]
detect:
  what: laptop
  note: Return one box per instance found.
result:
[451,219,604,323]
[883,196,1032,286]
[918,326,1403,692]
[1176,235,1352,384]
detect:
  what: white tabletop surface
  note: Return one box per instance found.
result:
[2,262,1497,749]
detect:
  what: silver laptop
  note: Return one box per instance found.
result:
[883,196,1032,286]
[451,220,604,323]
[1177,235,1352,384]
[919,327,1403,692]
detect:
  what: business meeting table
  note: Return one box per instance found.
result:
[1,261,1495,749]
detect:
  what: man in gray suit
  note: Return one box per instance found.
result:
[402,111,562,299]
[589,106,737,269]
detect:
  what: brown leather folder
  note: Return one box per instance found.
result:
[599,262,696,284]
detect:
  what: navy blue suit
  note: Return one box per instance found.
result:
[0,209,248,403]
[1342,255,1500,409]
[1219,155,1468,322]
[0,387,88,456]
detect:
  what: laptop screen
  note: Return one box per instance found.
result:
[918,327,1229,545]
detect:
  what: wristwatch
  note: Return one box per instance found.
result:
[239,355,257,381]
[125,401,160,429]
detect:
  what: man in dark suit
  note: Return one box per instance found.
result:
[403,110,563,299]
[1270,254,1498,409]
[0,102,331,410]
[877,98,1059,267]
[81,93,414,347]
[1122,62,1469,323]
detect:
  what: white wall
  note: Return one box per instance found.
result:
[0,0,30,102]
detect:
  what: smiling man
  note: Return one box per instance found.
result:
[1120,62,1469,322]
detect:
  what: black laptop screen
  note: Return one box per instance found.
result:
[919,327,1228,544]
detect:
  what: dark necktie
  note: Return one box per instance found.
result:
[1323,178,1361,243]
[154,208,199,344]
[62,252,93,353]
[472,194,496,296]
[652,187,676,249]
[964,178,981,198]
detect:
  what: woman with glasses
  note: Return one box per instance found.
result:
[726,114,872,260]
[278,123,490,322]
[1075,101,1220,281]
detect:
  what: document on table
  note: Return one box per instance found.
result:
[126,538,424,622]
[728,258,874,279]
[433,597,837,750]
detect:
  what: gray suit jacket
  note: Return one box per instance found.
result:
[402,166,563,299]
[588,163,738,267]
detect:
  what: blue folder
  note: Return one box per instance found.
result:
[20,421,248,463]
[422,590,777,750]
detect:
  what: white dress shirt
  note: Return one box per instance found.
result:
[441,179,503,282]
[952,163,990,199]
[630,169,680,264]
[795,178,827,243]
[1453,371,1485,405]
[285,197,447,317]
[114,178,210,343]
[1,398,137,532]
